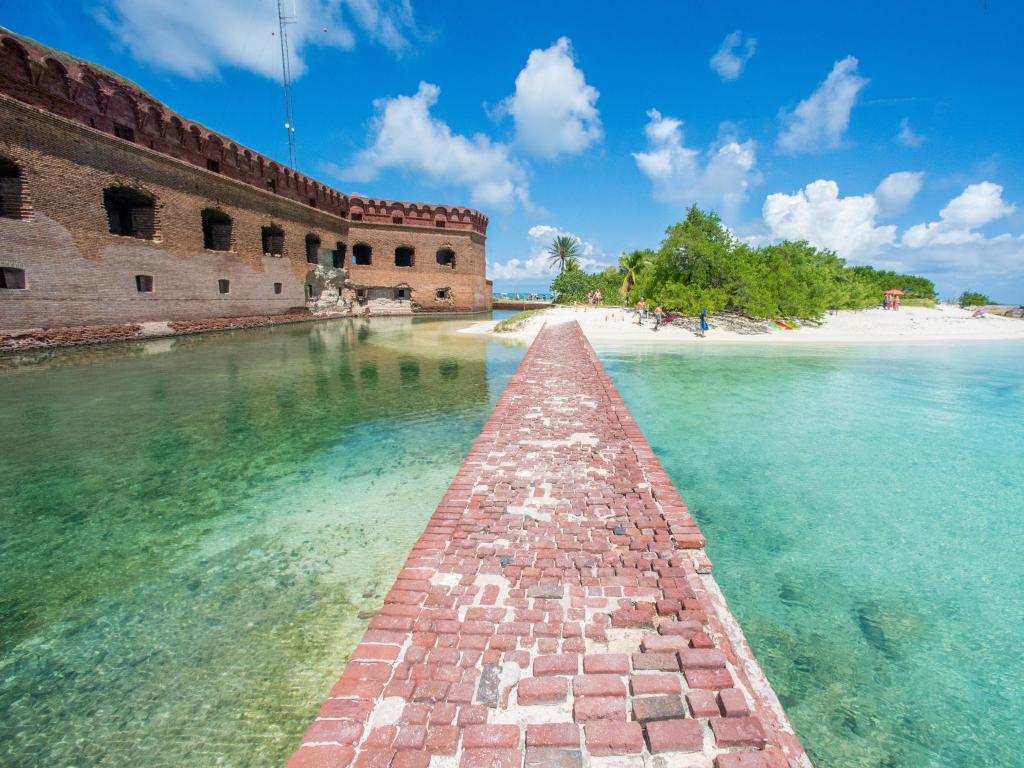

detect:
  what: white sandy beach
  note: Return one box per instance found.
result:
[461,304,1024,345]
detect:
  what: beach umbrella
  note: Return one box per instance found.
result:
[884,289,905,295]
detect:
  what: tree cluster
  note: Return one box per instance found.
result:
[550,206,938,319]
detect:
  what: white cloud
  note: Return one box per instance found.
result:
[709,30,757,80]
[897,117,925,148]
[902,182,1015,247]
[496,37,602,159]
[762,179,896,260]
[874,171,924,217]
[98,0,417,80]
[340,82,529,210]
[777,56,868,154]
[633,110,759,214]
[488,224,609,282]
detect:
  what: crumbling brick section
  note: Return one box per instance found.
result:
[287,321,812,768]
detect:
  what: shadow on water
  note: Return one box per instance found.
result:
[0,314,525,767]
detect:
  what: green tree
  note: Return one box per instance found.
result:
[547,235,582,273]
[958,290,992,307]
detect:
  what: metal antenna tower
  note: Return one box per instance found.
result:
[276,0,297,168]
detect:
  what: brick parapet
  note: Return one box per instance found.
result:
[0,26,488,235]
[288,321,811,768]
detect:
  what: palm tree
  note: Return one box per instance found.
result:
[548,235,582,273]
[618,249,648,297]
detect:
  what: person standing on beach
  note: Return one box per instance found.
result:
[699,307,709,337]
[635,297,646,324]
[595,289,602,305]
[653,304,665,331]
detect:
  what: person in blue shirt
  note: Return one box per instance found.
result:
[699,308,709,337]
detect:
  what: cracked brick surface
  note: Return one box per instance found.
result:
[287,322,811,768]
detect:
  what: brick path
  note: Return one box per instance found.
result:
[288,322,811,768]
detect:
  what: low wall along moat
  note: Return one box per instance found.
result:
[289,322,811,768]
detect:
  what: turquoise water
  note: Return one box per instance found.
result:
[0,315,525,767]
[601,340,1024,768]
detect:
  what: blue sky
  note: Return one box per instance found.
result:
[7,1,1023,300]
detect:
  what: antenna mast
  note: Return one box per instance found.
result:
[276,0,297,168]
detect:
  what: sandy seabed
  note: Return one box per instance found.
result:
[462,304,1024,346]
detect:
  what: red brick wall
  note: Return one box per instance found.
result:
[0,96,491,330]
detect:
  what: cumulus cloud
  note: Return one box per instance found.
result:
[897,117,925,148]
[902,182,1015,247]
[759,178,1023,283]
[777,56,868,154]
[495,37,602,159]
[874,171,924,217]
[633,110,759,214]
[762,179,896,260]
[488,225,609,282]
[709,30,757,80]
[98,0,418,80]
[340,82,529,210]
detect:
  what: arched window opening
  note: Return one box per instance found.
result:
[0,158,29,220]
[435,220,446,228]
[305,233,322,264]
[103,186,156,239]
[353,243,372,266]
[218,279,230,294]
[0,266,26,289]
[273,282,283,294]
[201,209,233,251]
[135,274,154,293]
[261,224,284,257]
[436,248,455,269]
[305,284,315,300]
[395,246,414,268]
[392,215,403,224]
[333,242,346,269]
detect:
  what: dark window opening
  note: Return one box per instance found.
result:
[309,197,317,208]
[273,282,283,294]
[305,284,314,300]
[135,274,153,293]
[392,215,403,224]
[0,266,26,289]
[261,224,284,257]
[305,233,321,264]
[206,158,220,173]
[218,279,230,294]
[201,209,233,251]
[395,246,414,268]
[0,157,29,220]
[113,123,135,142]
[396,288,408,300]
[103,186,156,239]
[333,242,346,268]
[350,212,363,221]
[436,288,450,300]
[353,243,372,265]
[435,220,446,228]
[436,248,455,268]
[266,177,276,193]
[356,288,367,300]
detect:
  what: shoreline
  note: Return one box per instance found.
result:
[464,304,1024,346]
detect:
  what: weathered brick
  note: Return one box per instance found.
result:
[463,724,521,749]
[524,747,581,768]
[573,696,626,722]
[526,723,580,748]
[583,654,629,675]
[571,674,627,698]
[286,745,355,768]
[717,688,751,718]
[631,653,679,671]
[460,750,522,768]
[631,695,687,723]
[686,690,721,718]
[533,654,579,676]
[678,648,727,669]
[518,676,568,705]
[684,668,734,690]
[644,719,704,753]
[584,721,644,755]
[711,717,767,748]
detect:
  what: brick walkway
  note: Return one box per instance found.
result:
[288,322,811,768]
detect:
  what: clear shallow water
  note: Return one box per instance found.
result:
[0,315,525,767]
[601,340,1024,768]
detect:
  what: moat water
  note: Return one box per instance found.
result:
[1,321,1021,767]
[603,340,1024,768]
[0,314,525,767]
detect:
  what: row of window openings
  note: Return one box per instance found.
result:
[3,269,451,302]
[349,212,447,228]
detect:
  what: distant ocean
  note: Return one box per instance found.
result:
[602,340,1024,767]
